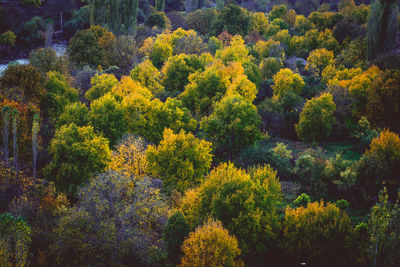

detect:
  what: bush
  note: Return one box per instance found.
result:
[294,193,311,207]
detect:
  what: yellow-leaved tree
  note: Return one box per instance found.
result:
[180,219,242,267]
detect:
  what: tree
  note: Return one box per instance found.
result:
[161,54,205,97]
[29,48,69,76]
[367,0,399,60]
[146,128,213,192]
[272,68,305,98]
[130,59,163,96]
[180,219,242,267]
[0,30,16,46]
[306,48,335,76]
[43,123,111,194]
[179,61,256,117]
[357,130,400,201]
[112,76,153,100]
[296,93,336,143]
[89,93,126,146]
[283,201,355,266]
[201,94,261,160]
[150,38,173,69]
[368,188,400,267]
[68,26,116,68]
[0,213,31,267]
[181,163,281,264]
[106,135,149,179]
[52,171,169,266]
[294,15,315,35]
[89,0,139,35]
[85,73,119,102]
[210,4,251,37]
[42,71,79,122]
[56,102,90,129]
[366,69,400,132]
[163,211,190,265]
[0,65,44,105]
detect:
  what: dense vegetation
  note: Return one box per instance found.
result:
[1,0,400,266]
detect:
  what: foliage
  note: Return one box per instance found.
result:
[293,193,311,207]
[145,11,168,30]
[146,128,212,192]
[210,4,251,37]
[368,188,400,266]
[56,102,90,129]
[150,37,173,68]
[180,219,242,267]
[42,71,79,122]
[306,48,334,76]
[283,201,355,266]
[366,0,399,59]
[89,93,126,146]
[68,25,116,68]
[366,69,400,132]
[357,130,400,200]
[163,211,190,264]
[201,94,261,160]
[29,48,69,76]
[272,68,305,98]
[180,61,256,117]
[85,73,119,102]
[112,75,153,100]
[130,59,163,96]
[0,213,31,267]
[162,54,205,97]
[106,135,149,179]
[43,123,111,194]
[296,93,336,143]
[0,31,16,46]
[52,171,169,266]
[89,0,139,35]
[0,64,44,105]
[181,163,281,263]
[186,8,218,35]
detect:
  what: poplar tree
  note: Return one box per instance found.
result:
[367,0,399,60]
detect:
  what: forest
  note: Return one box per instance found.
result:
[0,0,400,266]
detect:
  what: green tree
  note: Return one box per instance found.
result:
[163,211,190,265]
[44,123,111,194]
[29,48,69,76]
[85,73,119,102]
[89,93,127,146]
[0,30,16,46]
[283,201,355,266]
[201,94,261,159]
[368,188,400,267]
[89,0,139,35]
[210,4,251,36]
[42,71,79,122]
[146,128,213,192]
[130,59,163,96]
[56,102,90,129]
[296,93,336,143]
[180,219,242,267]
[150,38,173,68]
[161,54,205,97]
[181,163,281,264]
[367,0,399,60]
